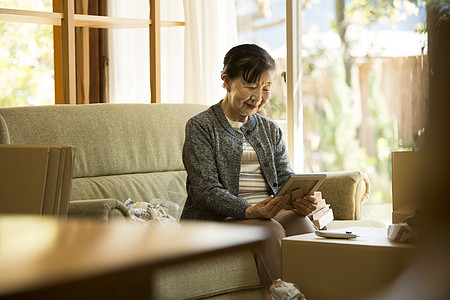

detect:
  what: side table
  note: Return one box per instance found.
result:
[282,227,416,300]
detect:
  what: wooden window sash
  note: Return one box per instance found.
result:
[0,7,185,28]
[149,0,161,103]
[75,0,89,104]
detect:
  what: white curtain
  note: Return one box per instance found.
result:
[108,1,150,103]
[108,0,184,103]
[161,0,185,103]
[183,0,238,105]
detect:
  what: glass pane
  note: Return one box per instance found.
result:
[301,0,427,225]
[0,21,54,107]
[161,0,184,102]
[108,27,150,103]
[161,0,184,21]
[107,0,148,18]
[108,0,184,20]
[161,26,184,103]
[107,1,149,103]
[0,0,52,11]
[108,0,185,103]
[235,0,287,133]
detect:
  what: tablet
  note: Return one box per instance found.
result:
[276,173,327,206]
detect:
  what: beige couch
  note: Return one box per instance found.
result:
[0,103,376,299]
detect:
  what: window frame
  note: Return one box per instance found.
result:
[286,0,303,172]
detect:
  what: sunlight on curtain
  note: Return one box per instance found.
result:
[108,0,149,103]
[161,1,184,103]
[183,0,238,105]
[108,0,184,103]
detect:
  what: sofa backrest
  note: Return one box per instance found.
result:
[0,103,207,179]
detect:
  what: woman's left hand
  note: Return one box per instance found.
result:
[292,195,317,216]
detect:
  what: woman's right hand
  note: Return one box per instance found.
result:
[245,194,290,219]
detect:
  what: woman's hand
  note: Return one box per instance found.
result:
[245,194,289,219]
[292,195,318,216]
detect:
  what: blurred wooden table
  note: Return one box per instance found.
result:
[0,215,266,299]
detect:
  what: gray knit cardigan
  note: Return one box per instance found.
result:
[181,101,294,221]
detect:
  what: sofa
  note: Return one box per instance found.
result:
[0,103,376,299]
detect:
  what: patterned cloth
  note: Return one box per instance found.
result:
[227,118,271,205]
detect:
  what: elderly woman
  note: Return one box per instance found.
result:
[181,44,317,289]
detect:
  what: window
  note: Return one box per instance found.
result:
[0,0,54,107]
[0,0,183,106]
[108,0,184,104]
[235,0,304,171]
[235,0,288,130]
[301,0,428,224]
[234,0,429,224]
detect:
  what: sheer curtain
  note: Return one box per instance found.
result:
[108,0,236,104]
[108,1,150,103]
[108,0,184,103]
[183,0,238,105]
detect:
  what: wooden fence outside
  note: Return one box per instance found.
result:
[358,55,429,152]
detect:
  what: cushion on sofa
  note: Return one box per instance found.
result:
[152,249,264,300]
[71,171,188,220]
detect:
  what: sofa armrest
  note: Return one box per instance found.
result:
[68,199,130,222]
[319,171,370,220]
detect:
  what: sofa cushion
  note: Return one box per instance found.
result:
[152,249,263,300]
[71,171,188,220]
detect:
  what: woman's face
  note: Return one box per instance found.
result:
[222,69,275,122]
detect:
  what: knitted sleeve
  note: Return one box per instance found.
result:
[182,114,250,220]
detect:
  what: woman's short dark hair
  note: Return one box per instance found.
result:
[221,44,276,84]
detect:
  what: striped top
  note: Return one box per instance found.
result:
[227,117,271,205]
